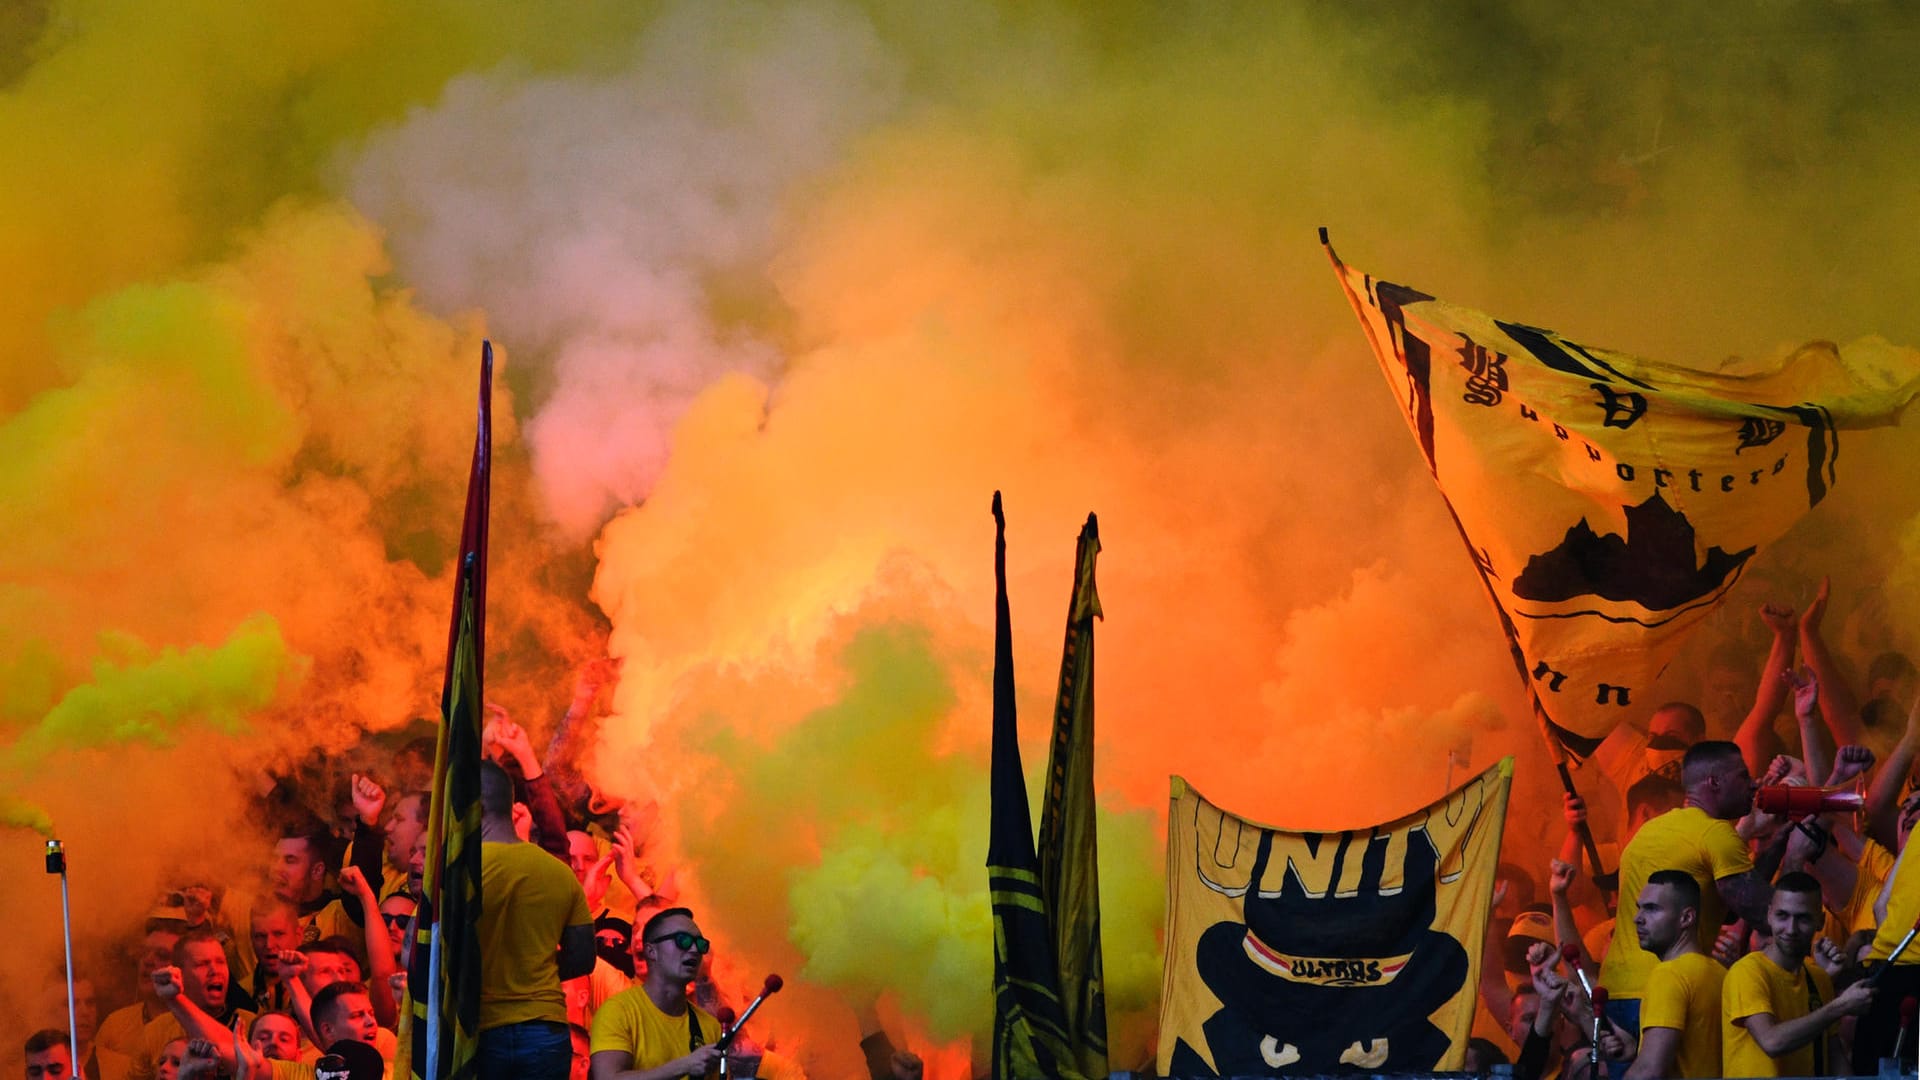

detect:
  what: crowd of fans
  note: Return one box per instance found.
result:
[1472,582,1920,1079]
[19,661,926,1080]
[20,578,1917,1079]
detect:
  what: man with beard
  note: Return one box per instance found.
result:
[1722,873,1872,1077]
[129,930,256,1080]
[1620,871,1721,1079]
[478,760,596,1080]
[587,908,723,1080]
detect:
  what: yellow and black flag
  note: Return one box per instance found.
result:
[1158,760,1513,1076]
[1326,233,1920,757]
[1036,514,1108,1080]
[987,493,1081,1080]
[400,342,491,1080]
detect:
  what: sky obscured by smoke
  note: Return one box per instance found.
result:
[7,1,1920,1073]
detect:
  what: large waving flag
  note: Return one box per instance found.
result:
[1158,760,1512,1076]
[986,493,1081,1080]
[1326,234,1920,755]
[1036,514,1108,1080]
[400,341,491,1080]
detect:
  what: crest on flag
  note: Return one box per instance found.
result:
[1327,237,1920,754]
[1157,760,1512,1076]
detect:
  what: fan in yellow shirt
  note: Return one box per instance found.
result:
[1619,871,1721,1080]
[588,908,725,1080]
[1721,873,1872,1078]
[476,760,597,1080]
[1600,743,1785,1000]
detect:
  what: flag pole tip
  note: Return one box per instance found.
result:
[1084,511,1098,536]
[1317,226,1329,245]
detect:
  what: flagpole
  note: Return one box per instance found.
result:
[45,840,80,1074]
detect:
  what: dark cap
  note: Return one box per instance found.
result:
[318,1040,385,1080]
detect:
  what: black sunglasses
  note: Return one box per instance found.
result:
[646,931,710,954]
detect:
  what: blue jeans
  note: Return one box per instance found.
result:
[477,1019,572,1080]
[1601,997,1640,1080]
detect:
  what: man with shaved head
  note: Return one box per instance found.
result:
[477,760,595,1080]
[1598,741,1788,1061]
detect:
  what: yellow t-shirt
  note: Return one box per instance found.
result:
[1841,838,1895,937]
[1600,807,1752,998]
[589,988,722,1072]
[1639,951,1724,1079]
[479,840,592,1031]
[96,1002,159,1057]
[1871,841,1920,962]
[269,1061,318,1080]
[1721,952,1835,1078]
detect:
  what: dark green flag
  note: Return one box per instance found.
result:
[1037,514,1108,1080]
[987,492,1080,1080]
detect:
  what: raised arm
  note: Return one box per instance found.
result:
[339,866,398,1028]
[341,773,388,926]
[1866,696,1920,850]
[1546,859,1585,978]
[274,952,321,1046]
[1800,578,1867,748]
[487,706,571,861]
[606,825,656,911]
[1737,604,1799,778]
[1787,670,1833,789]
[152,967,240,1075]
[547,659,618,811]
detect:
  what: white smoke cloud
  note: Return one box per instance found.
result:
[347,0,904,534]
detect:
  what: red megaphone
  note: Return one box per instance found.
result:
[1754,784,1864,816]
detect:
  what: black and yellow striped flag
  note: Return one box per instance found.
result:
[399,341,491,1080]
[987,493,1081,1080]
[1037,514,1108,1080]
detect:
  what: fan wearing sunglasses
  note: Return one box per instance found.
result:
[588,907,725,1079]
